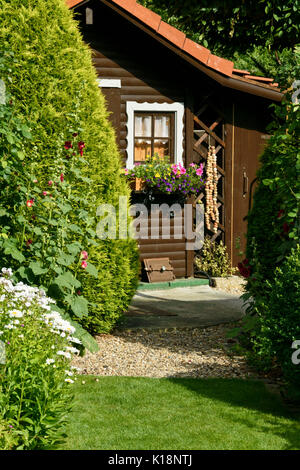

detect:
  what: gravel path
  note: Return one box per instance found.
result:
[72,277,267,381]
[73,323,259,379]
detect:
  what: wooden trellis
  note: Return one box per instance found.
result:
[191,97,226,244]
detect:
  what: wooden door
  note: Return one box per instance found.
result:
[228,103,268,267]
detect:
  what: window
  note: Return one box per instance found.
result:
[134,112,174,163]
[126,101,184,169]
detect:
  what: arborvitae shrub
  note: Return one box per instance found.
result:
[240,97,300,386]
[0,0,139,333]
[252,246,300,386]
[246,98,299,294]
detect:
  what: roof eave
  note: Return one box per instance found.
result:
[69,0,283,102]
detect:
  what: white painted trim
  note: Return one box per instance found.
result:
[125,101,184,169]
[97,78,121,88]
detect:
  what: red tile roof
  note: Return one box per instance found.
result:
[66,0,280,90]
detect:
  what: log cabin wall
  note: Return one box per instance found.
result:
[75,1,217,166]
[75,1,275,275]
[75,1,217,278]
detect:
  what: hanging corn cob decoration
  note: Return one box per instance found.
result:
[205,145,219,233]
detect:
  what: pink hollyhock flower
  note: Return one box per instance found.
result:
[60,173,64,182]
[78,141,85,156]
[81,260,88,269]
[81,250,88,260]
[48,180,53,186]
[189,163,196,167]
[26,199,34,207]
[180,167,186,175]
[64,141,72,150]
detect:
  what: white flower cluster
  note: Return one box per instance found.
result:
[0,268,81,382]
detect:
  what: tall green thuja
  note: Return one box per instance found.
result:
[246,97,299,291]
[0,0,139,332]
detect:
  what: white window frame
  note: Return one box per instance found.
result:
[126,101,184,169]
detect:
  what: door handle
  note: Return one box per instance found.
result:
[243,171,249,197]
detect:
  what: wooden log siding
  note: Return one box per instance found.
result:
[91,46,186,165]
[138,221,187,278]
[75,2,274,274]
[85,15,189,276]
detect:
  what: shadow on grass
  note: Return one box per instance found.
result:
[166,377,300,450]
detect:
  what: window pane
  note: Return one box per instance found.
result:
[153,139,169,159]
[154,115,170,138]
[135,115,151,137]
[134,139,151,161]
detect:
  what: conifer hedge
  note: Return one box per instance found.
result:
[0,0,139,334]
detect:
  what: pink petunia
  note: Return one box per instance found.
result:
[43,191,48,196]
[196,164,204,176]
[81,250,88,260]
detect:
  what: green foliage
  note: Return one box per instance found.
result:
[139,0,299,52]
[251,246,300,386]
[0,0,139,334]
[0,97,99,350]
[0,270,81,450]
[246,96,300,291]
[0,419,20,450]
[194,237,236,278]
[232,95,300,386]
[139,0,299,87]
[231,45,300,89]
[81,239,139,334]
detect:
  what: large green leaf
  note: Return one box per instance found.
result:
[56,253,76,267]
[55,271,81,290]
[29,261,48,275]
[3,240,25,262]
[85,262,98,278]
[66,294,89,318]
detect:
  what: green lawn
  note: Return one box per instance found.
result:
[62,376,300,450]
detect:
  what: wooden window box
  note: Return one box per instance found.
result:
[130,177,147,192]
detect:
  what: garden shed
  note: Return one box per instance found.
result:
[67,0,283,277]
